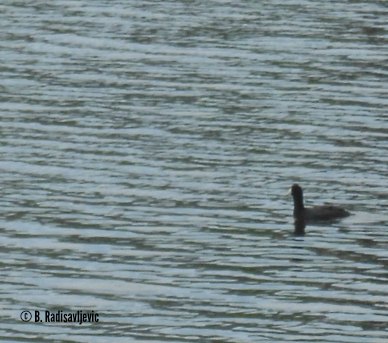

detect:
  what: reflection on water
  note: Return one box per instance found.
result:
[1,1,388,342]
[294,219,306,236]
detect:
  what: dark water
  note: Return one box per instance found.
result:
[1,1,388,342]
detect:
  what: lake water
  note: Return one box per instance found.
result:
[1,1,388,342]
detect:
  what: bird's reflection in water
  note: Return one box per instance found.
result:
[294,219,306,236]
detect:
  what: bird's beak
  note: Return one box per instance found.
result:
[286,188,292,196]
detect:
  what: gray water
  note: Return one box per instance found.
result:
[1,1,388,342]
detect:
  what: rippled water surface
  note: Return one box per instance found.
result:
[1,1,388,342]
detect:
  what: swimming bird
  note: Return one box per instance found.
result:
[289,183,350,235]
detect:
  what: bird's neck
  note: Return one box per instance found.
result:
[293,195,304,212]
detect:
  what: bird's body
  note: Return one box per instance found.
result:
[290,184,350,234]
[298,205,350,222]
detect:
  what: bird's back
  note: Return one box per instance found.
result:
[304,205,350,222]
